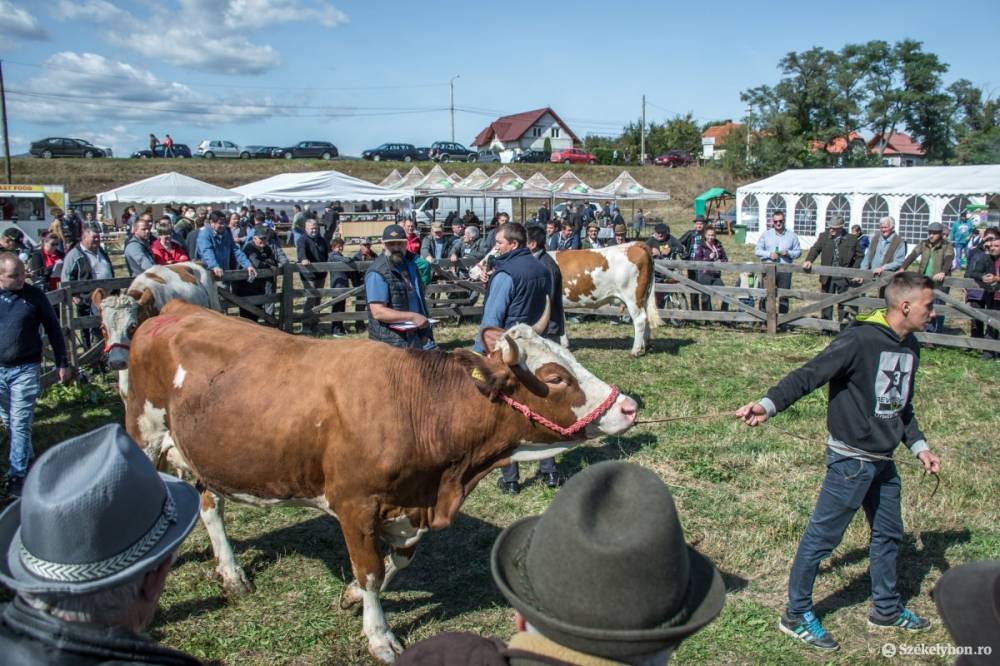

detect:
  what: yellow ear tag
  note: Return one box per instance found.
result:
[471,368,485,382]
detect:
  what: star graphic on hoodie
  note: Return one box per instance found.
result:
[880,358,909,399]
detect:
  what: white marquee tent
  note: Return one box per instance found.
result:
[97,171,245,221]
[233,170,411,206]
[737,165,1000,247]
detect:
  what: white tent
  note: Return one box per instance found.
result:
[393,167,426,193]
[737,165,1000,247]
[233,170,411,206]
[524,172,552,190]
[378,169,403,188]
[595,171,670,201]
[97,171,245,220]
[413,165,456,193]
[547,171,599,199]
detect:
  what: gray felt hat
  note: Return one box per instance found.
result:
[0,424,200,595]
[491,461,725,659]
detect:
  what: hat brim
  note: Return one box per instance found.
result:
[0,473,200,595]
[933,560,1000,656]
[491,515,726,659]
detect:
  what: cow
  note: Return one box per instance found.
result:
[125,300,637,663]
[92,262,219,400]
[471,242,661,356]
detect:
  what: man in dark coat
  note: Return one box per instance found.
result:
[296,219,330,335]
[803,216,863,321]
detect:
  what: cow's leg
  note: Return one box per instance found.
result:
[380,544,418,592]
[199,490,254,596]
[625,299,648,356]
[338,504,403,663]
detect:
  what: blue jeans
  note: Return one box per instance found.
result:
[0,364,41,480]
[787,450,903,619]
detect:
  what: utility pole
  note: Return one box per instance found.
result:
[0,60,11,184]
[450,75,460,143]
[640,94,646,166]
[745,104,752,167]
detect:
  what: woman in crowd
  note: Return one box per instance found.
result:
[693,227,729,311]
[151,219,190,265]
[40,234,64,290]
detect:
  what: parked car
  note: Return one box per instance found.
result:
[653,149,695,167]
[245,145,281,159]
[278,141,339,160]
[130,144,192,159]
[361,143,425,162]
[550,147,596,165]
[513,149,550,163]
[477,150,502,163]
[196,139,250,159]
[430,141,476,162]
[30,137,111,159]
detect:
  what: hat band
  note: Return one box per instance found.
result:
[18,494,177,584]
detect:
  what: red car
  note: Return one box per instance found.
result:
[550,147,596,165]
[653,149,695,167]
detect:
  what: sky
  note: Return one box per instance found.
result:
[1,0,998,158]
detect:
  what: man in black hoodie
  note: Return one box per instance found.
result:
[736,272,942,652]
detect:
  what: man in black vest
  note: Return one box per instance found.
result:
[363,224,434,349]
[474,223,554,494]
[296,219,330,335]
[803,216,863,322]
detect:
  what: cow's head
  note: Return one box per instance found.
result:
[92,288,156,369]
[478,323,637,456]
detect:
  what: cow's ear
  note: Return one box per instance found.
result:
[137,288,155,307]
[91,288,105,308]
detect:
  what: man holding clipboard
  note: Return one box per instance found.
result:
[364,224,437,350]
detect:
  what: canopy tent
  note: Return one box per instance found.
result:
[524,172,552,190]
[97,171,245,221]
[453,168,490,191]
[378,169,403,188]
[393,167,426,193]
[594,171,671,201]
[736,165,1000,247]
[413,165,456,193]
[233,170,411,206]
[547,171,599,199]
[694,187,734,218]
[448,172,462,184]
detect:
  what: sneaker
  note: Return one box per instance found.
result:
[868,608,931,632]
[496,477,520,495]
[779,611,840,651]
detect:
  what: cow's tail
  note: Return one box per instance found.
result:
[645,276,661,329]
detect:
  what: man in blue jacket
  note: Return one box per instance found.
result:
[736,272,942,652]
[196,210,256,280]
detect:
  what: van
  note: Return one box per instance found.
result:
[414,196,513,226]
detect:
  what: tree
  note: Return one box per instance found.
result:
[543,136,552,154]
[647,113,702,156]
[897,39,952,162]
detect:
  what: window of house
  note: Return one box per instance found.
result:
[741,196,760,232]
[552,127,560,138]
[899,196,930,244]
[793,195,817,236]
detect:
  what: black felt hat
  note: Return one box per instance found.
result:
[932,560,1000,665]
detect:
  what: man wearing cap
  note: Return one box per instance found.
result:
[234,225,282,322]
[582,222,605,249]
[297,219,331,335]
[421,222,451,264]
[1,253,70,498]
[611,223,629,246]
[802,216,863,322]
[0,424,202,664]
[899,222,954,333]
[364,224,434,349]
[680,217,707,310]
[646,224,685,308]
[396,461,725,665]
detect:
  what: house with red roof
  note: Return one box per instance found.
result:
[471,107,579,155]
[701,121,744,160]
[868,132,927,167]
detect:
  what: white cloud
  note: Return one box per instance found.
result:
[52,0,136,24]
[0,1,48,40]
[139,29,281,75]
[221,0,349,30]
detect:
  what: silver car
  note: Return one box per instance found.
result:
[196,139,250,159]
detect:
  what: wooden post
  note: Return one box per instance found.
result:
[764,264,777,336]
[61,286,80,368]
[280,262,295,333]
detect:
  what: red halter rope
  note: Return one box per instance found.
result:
[500,385,620,437]
[103,342,130,353]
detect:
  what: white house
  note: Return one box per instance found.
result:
[471,107,578,157]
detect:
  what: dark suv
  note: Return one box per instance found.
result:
[430,141,476,162]
[361,143,426,162]
[278,141,338,160]
[130,144,192,159]
[30,137,111,158]
[514,149,550,163]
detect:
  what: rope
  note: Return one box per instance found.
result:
[501,385,620,437]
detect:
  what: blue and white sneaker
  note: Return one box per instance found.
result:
[779,610,840,651]
[868,607,931,632]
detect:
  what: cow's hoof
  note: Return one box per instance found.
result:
[219,567,254,596]
[368,631,404,663]
[338,581,363,612]
[630,350,646,358]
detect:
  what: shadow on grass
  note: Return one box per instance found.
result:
[556,432,658,478]
[569,336,696,356]
[813,528,971,616]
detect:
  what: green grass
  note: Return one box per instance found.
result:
[4,321,999,665]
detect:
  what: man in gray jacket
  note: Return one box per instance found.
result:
[859,217,907,276]
[124,216,156,276]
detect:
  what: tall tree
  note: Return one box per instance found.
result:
[860,41,906,160]
[897,39,952,162]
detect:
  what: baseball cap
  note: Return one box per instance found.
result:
[382,224,406,241]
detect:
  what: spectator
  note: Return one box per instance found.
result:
[631,207,645,239]
[753,211,802,314]
[736,273,942,651]
[148,133,158,152]
[40,236,63,291]
[931,559,1000,665]
[227,212,245,246]
[966,231,1000,359]
[233,225,281,322]
[0,424,202,665]
[397,462,725,665]
[453,226,487,266]
[162,133,174,157]
[0,253,70,498]
[119,205,136,235]
[163,204,177,225]
[400,216,421,256]
[802,216,863,322]
[646,223,684,258]
[544,220,559,251]
[680,217,707,310]
[556,220,581,251]
[582,222,605,249]
[900,222,953,333]
[536,201,550,226]
[420,223,451,263]
[611,223,629,246]
[364,224,434,349]
[0,229,35,271]
[52,207,79,249]
[327,236,355,336]
[859,216,906,277]
[185,207,211,261]
[949,211,974,269]
[850,224,870,255]
[964,227,998,342]
[151,218,190,265]
[352,238,379,263]
[124,215,156,276]
[693,227,730,311]
[296,219,330,335]
[195,211,256,281]
[485,212,510,250]
[611,205,625,231]
[45,220,66,255]
[173,207,197,243]
[61,227,114,350]
[287,205,306,246]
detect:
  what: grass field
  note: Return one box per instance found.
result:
[4,318,998,665]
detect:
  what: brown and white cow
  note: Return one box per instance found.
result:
[471,242,661,356]
[92,262,219,400]
[125,300,636,663]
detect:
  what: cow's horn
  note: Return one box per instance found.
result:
[501,333,520,366]
[530,295,551,335]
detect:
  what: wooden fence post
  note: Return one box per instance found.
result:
[280,262,295,333]
[60,286,80,368]
[764,264,777,336]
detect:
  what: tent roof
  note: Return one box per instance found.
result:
[97,171,244,205]
[454,168,490,190]
[547,171,598,198]
[695,187,734,202]
[524,172,552,189]
[737,166,1000,197]
[393,167,426,191]
[232,170,410,204]
[378,169,402,188]
[413,165,456,192]
[448,172,462,184]
[594,170,671,200]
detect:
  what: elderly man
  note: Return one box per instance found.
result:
[0,254,70,498]
[737,272,941,651]
[124,215,156,276]
[859,216,907,277]
[754,211,802,314]
[397,462,725,665]
[420,222,451,263]
[803,216,863,322]
[364,224,434,349]
[582,222,605,249]
[196,210,256,281]
[61,226,115,350]
[0,424,202,664]
[899,222,954,333]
